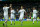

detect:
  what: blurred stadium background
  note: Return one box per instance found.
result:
[0,0,40,21]
[0,0,40,27]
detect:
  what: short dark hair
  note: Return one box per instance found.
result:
[4,4,7,6]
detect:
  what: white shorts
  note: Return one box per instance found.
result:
[11,15,15,19]
[4,15,8,19]
[33,14,37,18]
[19,16,24,20]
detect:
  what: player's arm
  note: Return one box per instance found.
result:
[3,7,5,11]
[4,4,9,9]
[18,10,20,16]
[7,4,12,9]
[36,10,38,13]
[9,4,12,7]
[24,10,26,16]
[24,10,26,13]
[18,10,20,13]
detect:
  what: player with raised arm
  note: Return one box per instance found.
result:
[18,6,26,26]
[3,4,11,26]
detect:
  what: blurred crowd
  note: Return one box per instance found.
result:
[0,4,40,19]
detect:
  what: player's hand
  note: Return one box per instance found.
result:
[10,4,12,7]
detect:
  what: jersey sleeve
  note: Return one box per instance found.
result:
[14,10,15,13]
[3,7,5,10]
[24,10,26,12]
[36,10,38,13]
[7,7,9,9]
[18,10,20,13]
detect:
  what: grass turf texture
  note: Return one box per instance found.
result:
[0,21,40,27]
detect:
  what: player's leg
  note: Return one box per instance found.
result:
[33,14,36,24]
[19,17,23,26]
[13,19,15,25]
[33,18,35,24]
[13,16,15,25]
[10,19,12,25]
[10,17,12,25]
[21,19,23,26]
[37,19,38,23]
[33,14,35,24]
[3,19,7,26]
[5,16,8,27]
[10,15,13,25]
[3,19,8,27]
[3,15,8,26]
[36,15,38,23]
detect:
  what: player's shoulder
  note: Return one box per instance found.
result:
[3,7,4,8]
[35,9,37,11]
[3,7,6,9]
[3,7,9,8]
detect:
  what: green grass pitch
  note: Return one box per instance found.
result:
[0,21,40,27]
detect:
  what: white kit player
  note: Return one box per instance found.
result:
[10,7,15,25]
[3,4,11,26]
[18,6,26,25]
[33,7,38,24]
